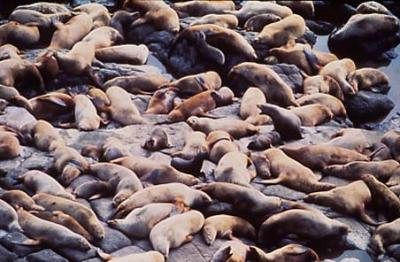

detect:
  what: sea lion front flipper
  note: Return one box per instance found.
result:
[194,31,225,65]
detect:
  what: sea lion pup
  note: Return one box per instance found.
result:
[187,116,259,139]
[257,14,306,47]
[108,203,183,238]
[111,156,199,186]
[190,14,238,29]
[369,218,400,256]
[289,104,334,126]
[211,240,249,262]
[29,92,74,122]
[17,208,91,250]
[244,13,282,32]
[95,44,149,64]
[282,145,369,170]
[256,148,336,193]
[348,68,390,93]
[73,94,101,131]
[361,174,400,219]
[0,127,21,160]
[214,151,256,187]
[0,44,21,60]
[258,103,302,141]
[48,13,93,50]
[145,88,179,114]
[356,1,390,15]
[172,131,208,160]
[20,170,75,200]
[240,87,270,125]
[304,181,378,225]
[277,1,315,17]
[381,130,400,162]
[323,160,399,182]
[247,244,319,262]
[82,26,124,50]
[89,163,143,205]
[228,62,298,105]
[74,3,111,29]
[106,86,147,125]
[0,84,32,111]
[150,210,204,257]
[166,71,222,97]
[107,251,165,262]
[0,190,44,211]
[53,145,89,185]
[0,22,40,48]
[173,1,235,17]
[296,93,347,118]
[226,1,292,24]
[0,199,22,232]
[104,74,169,94]
[143,127,171,151]
[248,131,282,151]
[167,87,234,122]
[171,24,257,65]
[303,75,344,101]
[319,58,357,95]
[33,192,105,240]
[207,130,239,163]
[258,208,350,246]
[114,183,212,218]
[16,2,70,14]
[202,214,256,245]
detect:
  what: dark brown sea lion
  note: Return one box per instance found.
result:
[0,21,40,48]
[240,87,270,125]
[29,92,74,122]
[211,240,248,262]
[381,130,400,162]
[0,127,21,160]
[247,131,281,151]
[290,104,334,126]
[348,68,390,93]
[277,1,315,17]
[143,127,171,151]
[244,13,282,32]
[9,9,72,31]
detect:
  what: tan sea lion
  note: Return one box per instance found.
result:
[172,131,209,160]
[247,244,319,262]
[88,87,110,119]
[0,190,44,211]
[256,148,336,193]
[29,92,74,121]
[0,128,21,160]
[289,104,334,126]
[104,74,169,94]
[82,26,124,49]
[319,58,357,95]
[207,131,239,163]
[53,145,89,185]
[369,218,400,255]
[190,14,238,29]
[16,2,70,14]
[348,68,390,93]
[150,210,204,258]
[73,94,101,131]
[0,199,22,232]
[0,44,21,60]
[143,127,171,151]
[202,214,256,245]
[296,93,347,118]
[244,13,282,32]
[381,130,400,162]
[145,88,179,114]
[23,120,65,152]
[73,180,111,199]
[240,87,270,125]
[303,75,344,100]
[226,1,292,23]
[0,84,32,111]
[73,3,111,28]
[95,44,149,64]
[211,240,248,262]
[0,22,40,48]
[32,192,105,240]
[173,1,235,17]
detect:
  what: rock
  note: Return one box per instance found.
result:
[90,198,116,222]
[83,245,145,262]
[306,20,335,35]
[57,247,97,262]
[268,63,304,93]
[0,107,36,130]
[26,249,68,262]
[0,244,17,261]
[96,224,131,253]
[0,232,41,257]
[259,184,306,201]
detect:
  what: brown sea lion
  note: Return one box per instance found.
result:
[103,74,169,94]
[143,127,171,151]
[166,71,222,97]
[82,26,124,49]
[145,88,179,114]
[228,62,298,106]
[0,44,21,60]
[202,214,256,245]
[319,58,357,95]
[257,14,306,47]
[244,13,282,32]
[173,1,235,17]
[73,3,111,29]
[211,240,248,262]
[0,22,40,48]
[207,130,239,163]
[190,14,238,29]
[0,128,21,160]
[304,180,378,225]
[29,92,74,121]
[369,218,400,255]
[150,210,204,258]
[53,145,89,185]
[289,104,334,126]
[114,183,212,218]
[95,44,149,64]
[247,131,282,151]
[0,190,43,211]
[256,148,336,193]
[381,130,400,162]
[348,68,390,93]
[88,87,110,119]
[73,94,101,131]
[240,87,270,125]
[9,9,72,31]
[0,84,32,111]
[0,199,22,232]
[282,145,369,170]
[108,203,183,239]
[247,244,319,262]
[303,75,344,101]
[187,116,259,139]
[22,120,65,152]
[296,93,347,118]
[32,192,105,240]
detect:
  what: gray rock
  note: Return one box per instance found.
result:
[90,198,116,222]
[56,246,97,262]
[96,225,131,253]
[0,107,36,130]
[0,244,17,262]
[0,232,41,257]
[26,249,68,262]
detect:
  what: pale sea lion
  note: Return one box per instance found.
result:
[88,87,110,118]
[74,3,111,29]
[0,190,44,211]
[207,130,239,163]
[16,2,70,14]
[247,244,319,262]
[296,93,347,118]
[95,44,149,64]
[356,1,390,15]
[0,44,20,61]
[381,130,400,162]
[240,87,270,125]
[82,26,124,49]
[348,68,390,93]
[190,14,238,29]
[173,1,235,17]
[211,240,248,262]
[319,58,357,95]
[172,131,208,160]
[108,251,165,262]
[0,127,21,160]
[302,75,344,101]
[9,9,72,31]
[214,151,256,186]
[0,199,22,232]
[25,120,65,152]
[73,94,101,131]
[103,74,169,94]
[53,145,89,185]
[290,104,334,126]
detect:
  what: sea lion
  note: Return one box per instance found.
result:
[145,88,179,114]
[22,120,65,152]
[104,74,169,94]
[207,130,239,163]
[32,193,105,240]
[0,199,22,232]
[31,210,93,242]
[348,68,390,93]
[166,71,222,97]
[143,127,171,151]
[296,93,347,118]
[73,180,111,199]
[74,3,111,29]
[228,62,298,105]
[381,130,400,162]
[108,203,183,239]
[48,13,93,50]
[282,145,369,170]
[0,44,20,61]
[0,127,21,160]
[110,10,140,35]
[107,251,165,262]
[187,116,259,139]
[114,183,212,218]
[35,49,61,81]
[106,86,148,125]
[257,14,306,47]
[73,94,101,131]
[356,1,390,15]
[303,75,344,101]
[20,170,75,200]
[319,58,357,95]
[255,148,336,193]
[289,104,334,126]
[173,1,235,17]
[0,22,40,48]
[258,103,302,141]
[250,153,272,179]
[96,137,129,162]
[247,244,319,262]
[247,131,281,151]
[172,131,208,160]
[29,92,74,122]
[190,14,238,29]
[0,190,44,211]
[211,240,248,262]
[369,218,400,255]
[17,208,91,250]
[82,26,124,49]
[95,44,149,64]
[16,2,70,14]
[240,87,270,125]
[258,209,350,246]
[304,180,378,225]
[9,9,72,31]
[150,210,204,258]
[202,214,256,245]
[53,145,89,185]
[88,87,110,118]
[244,13,282,32]
[214,151,256,186]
